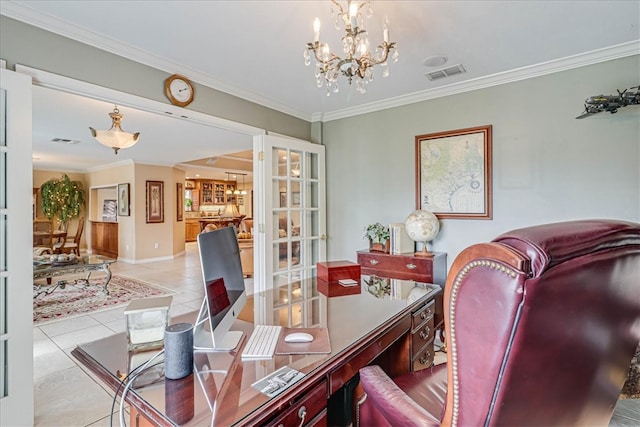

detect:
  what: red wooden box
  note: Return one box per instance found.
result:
[317,260,361,282]
[317,279,361,297]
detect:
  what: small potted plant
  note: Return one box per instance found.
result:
[364,222,390,253]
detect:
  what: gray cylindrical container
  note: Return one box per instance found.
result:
[164,322,194,380]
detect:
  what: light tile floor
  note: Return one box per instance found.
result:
[33,243,638,426]
[33,243,209,427]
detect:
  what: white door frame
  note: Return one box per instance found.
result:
[253,133,327,293]
[0,68,35,426]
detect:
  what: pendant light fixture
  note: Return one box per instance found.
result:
[89,105,140,154]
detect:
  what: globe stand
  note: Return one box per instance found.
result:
[414,244,434,258]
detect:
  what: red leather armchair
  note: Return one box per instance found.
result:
[359,219,640,426]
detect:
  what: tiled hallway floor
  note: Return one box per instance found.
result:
[33,243,210,426]
[33,243,638,426]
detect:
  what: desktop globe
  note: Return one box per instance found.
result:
[405,209,440,256]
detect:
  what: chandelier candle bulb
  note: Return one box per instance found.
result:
[383,18,389,42]
[314,17,320,42]
[349,2,358,27]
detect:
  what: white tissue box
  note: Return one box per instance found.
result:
[124,296,172,350]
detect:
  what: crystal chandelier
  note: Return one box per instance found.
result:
[89,105,140,154]
[304,0,398,95]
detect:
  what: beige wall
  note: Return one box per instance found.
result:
[172,167,186,255]
[35,163,187,262]
[133,164,185,261]
[87,162,135,259]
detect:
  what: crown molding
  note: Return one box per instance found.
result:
[319,40,640,122]
[4,2,638,124]
[1,1,312,121]
[85,158,135,174]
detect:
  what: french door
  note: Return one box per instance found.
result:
[0,68,34,426]
[253,134,326,294]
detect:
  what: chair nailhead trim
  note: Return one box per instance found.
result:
[448,259,518,426]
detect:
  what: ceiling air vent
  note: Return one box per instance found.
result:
[425,64,466,81]
[51,138,80,144]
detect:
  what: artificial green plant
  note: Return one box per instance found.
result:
[40,174,85,230]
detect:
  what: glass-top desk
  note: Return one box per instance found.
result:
[71,276,441,426]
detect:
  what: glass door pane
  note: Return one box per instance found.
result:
[253,134,326,294]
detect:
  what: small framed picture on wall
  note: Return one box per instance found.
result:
[117,183,130,216]
[146,180,164,223]
[177,182,183,221]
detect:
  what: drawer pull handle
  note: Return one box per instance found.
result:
[419,351,432,365]
[419,327,431,340]
[406,263,417,270]
[298,406,307,427]
[426,308,433,316]
[420,311,428,320]
[369,259,379,265]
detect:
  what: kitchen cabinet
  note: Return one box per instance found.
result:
[197,180,236,205]
[185,219,200,242]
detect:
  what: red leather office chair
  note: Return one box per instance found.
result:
[359,219,640,426]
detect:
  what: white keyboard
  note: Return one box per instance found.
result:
[241,325,283,360]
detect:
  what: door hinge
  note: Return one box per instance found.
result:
[258,151,264,161]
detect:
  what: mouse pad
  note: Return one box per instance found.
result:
[275,327,331,355]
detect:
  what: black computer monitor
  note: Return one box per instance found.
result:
[193,226,247,351]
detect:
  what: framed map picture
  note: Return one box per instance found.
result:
[415,125,492,219]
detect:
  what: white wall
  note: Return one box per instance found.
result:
[323,56,640,268]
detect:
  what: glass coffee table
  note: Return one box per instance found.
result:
[33,255,116,297]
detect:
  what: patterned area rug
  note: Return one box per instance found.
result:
[33,275,173,325]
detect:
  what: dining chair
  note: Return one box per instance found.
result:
[62,216,84,256]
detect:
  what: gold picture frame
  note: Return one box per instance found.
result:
[146,181,164,223]
[415,125,492,219]
[176,182,183,222]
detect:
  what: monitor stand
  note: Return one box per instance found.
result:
[192,298,243,352]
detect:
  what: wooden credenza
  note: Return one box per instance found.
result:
[357,249,447,369]
[356,250,446,283]
[90,220,118,258]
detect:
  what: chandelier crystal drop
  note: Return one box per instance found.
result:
[304,0,398,95]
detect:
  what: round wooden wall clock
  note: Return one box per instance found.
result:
[164,74,194,107]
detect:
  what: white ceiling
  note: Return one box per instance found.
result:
[2,1,639,178]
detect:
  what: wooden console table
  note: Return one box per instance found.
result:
[71,276,441,426]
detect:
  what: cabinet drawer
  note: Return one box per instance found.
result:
[412,300,435,330]
[411,316,435,358]
[271,380,327,427]
[357,251,434,282]
[411,341,435,371]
